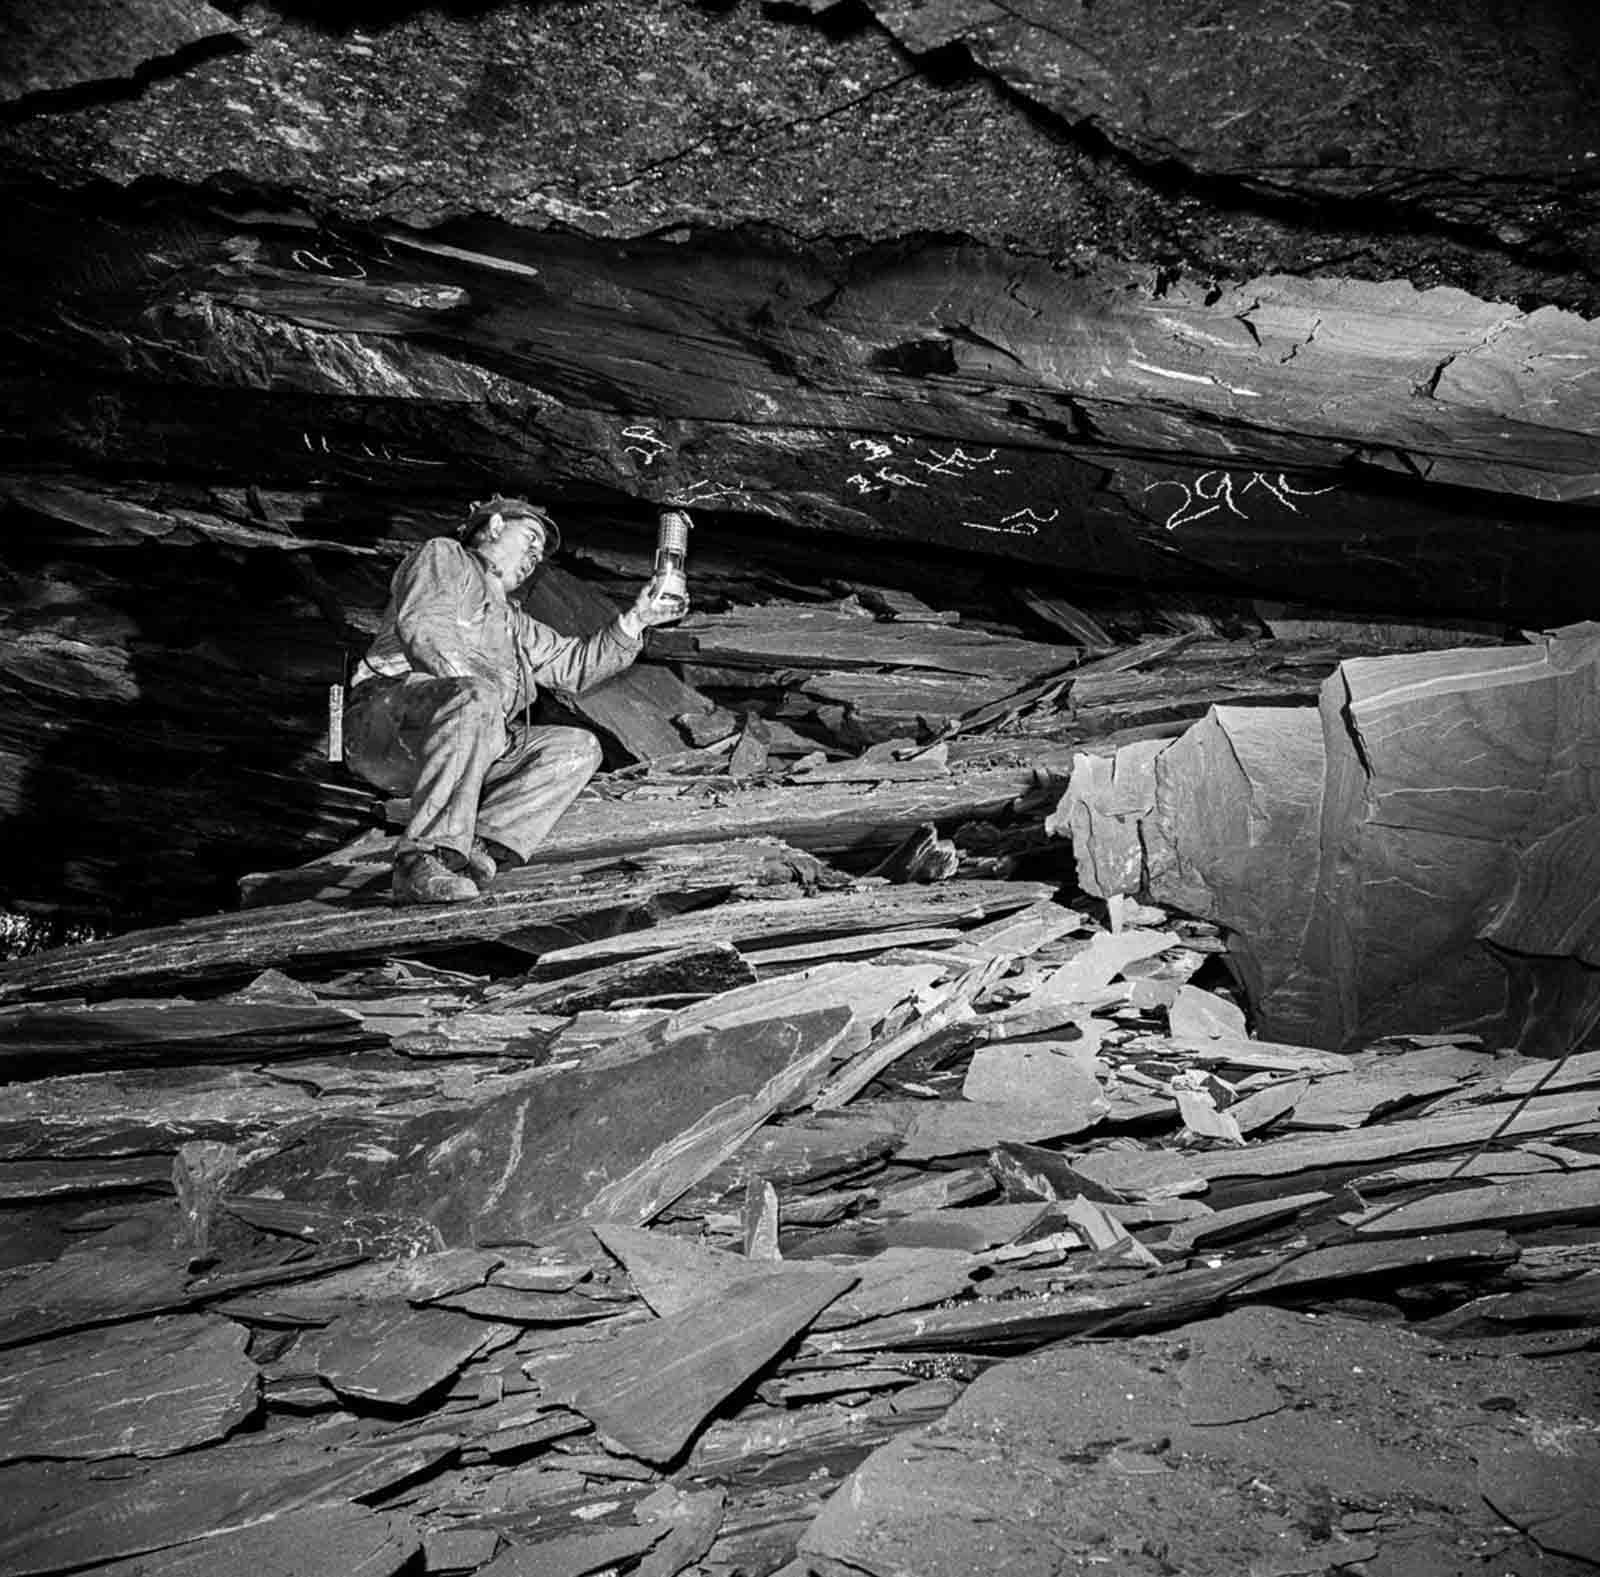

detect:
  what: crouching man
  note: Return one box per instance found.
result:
[344,495,688,905]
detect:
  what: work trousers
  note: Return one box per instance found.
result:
[343,674,602,864]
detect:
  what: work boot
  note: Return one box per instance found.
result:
[464,837,497,889]
[479,835,522,871]
[393,848,478,905]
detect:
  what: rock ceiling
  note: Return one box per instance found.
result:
[4,0,1599,609]
[2,0,1600,919]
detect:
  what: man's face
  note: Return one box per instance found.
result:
[491,514,549,589]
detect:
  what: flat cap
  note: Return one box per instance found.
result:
[459,494,562,553]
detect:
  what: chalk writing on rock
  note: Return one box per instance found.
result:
[622,425,671,467]
[846,467,927,494]
[844,437,1011,497]
[617,424,748,505]
[1145,470,1337,532]
[674,477,747,505]
[963,506,1059,537]
[300,431,444,468]
[291,248,368,279]
[849,438,895,464]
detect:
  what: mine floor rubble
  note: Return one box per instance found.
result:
[1,582,1598,1577]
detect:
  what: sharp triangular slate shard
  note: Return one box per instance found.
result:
[539,1266,857,1464]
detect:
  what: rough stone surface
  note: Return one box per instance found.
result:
[0,0,237,105]
[1064,625,1600,1052]
[801,1304,1600,1576]
[4,0,1595,303]
[0,1312,257,1460]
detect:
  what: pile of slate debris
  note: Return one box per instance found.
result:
[2,568,1598,1577]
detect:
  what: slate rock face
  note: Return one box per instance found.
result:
[0,0,237,105]
[5,0,1595,300]
[4,198,1596,613]
[863,0,1600,251]
[1061,624,1600,1053]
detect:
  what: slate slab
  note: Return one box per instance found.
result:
[1478,1445,1600,1565]
[1349,1171,1600,1236]
[433,1286,625,1324]
[809,1247,980,1330]
[305,1301,496,1406]
[0,1313,258,1461]
[258,1249,503,1308]
[0,996,376,1077]
[0,839,814,1003]
[876,1098,1108,1160]
[86,1504,420,1577]
[239,972,904,1244]
[590,1222,753,1318]
[541,1267,856,1464]
[0,1242,379,1350]
[960,1042,1107,1118]
[476,1523,665,1577]
[800,1305,1591,1576]
[0,1431,453,1575]
[791,1204,1048,1260]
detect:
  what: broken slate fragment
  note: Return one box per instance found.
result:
[1187,1093,1600,1183]
[1347,1171,1600,1236]
[634,1484,727,1577]
[878,1097,1108,1160]
[423,1526,502,1573]
[1067,1146,1209,1200]
[487,1254,595,1292]
[1167,983,1248,1040]
[1477,1444,1600,1565]
[1047,741,1167,897]
[987,1140,1128,1203]
[980,927,1174,1037]
[1174,1088,1245,1146]
[0,1432,452,1575]
[790,1204,1049,1260]
[239,997,862,1244]
[743,1176,782,1260]
[0,1247,211,1348]
[809,1247,980,1330]
[85,1504,420,1577]
[540,1267,855,1464]
[874,1164,995,1214]
[590,1221,756,1318]
[1497,1047,1600,1096]
[1164,1192,1330,1253]
[431,1286,628,1324]
[305,1301,498,1406]
[0,1313,257,1461]
[261,1249,502,1307]
[1286,1049,1468,1129]
[476,1522,666,1577]
[960,1041,1107,1119]
[1224,1077,1308,1134]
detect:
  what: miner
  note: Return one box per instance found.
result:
[343,495,688,905]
